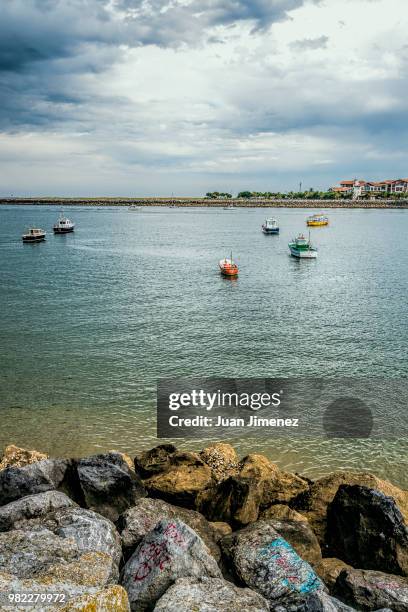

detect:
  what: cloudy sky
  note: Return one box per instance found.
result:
[0,0,407,196]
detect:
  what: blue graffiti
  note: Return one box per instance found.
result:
[258,537,321,594]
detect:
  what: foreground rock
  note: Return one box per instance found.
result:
[199,443,239,481]
[199,454,310,527]
[327,485,408,575]
[209,521,232,541]
[266,518,322,567]
[259,503,308,522]
[0,491,76,532]
[304,592,360,610]
[76,452,146,522]
[220,520,324,608]
[0,571,123,612]
[134,444,177,478]
[153,576,269,611]
[0,529,117,585]
[199,475,263,526]
[37,507,122,570]
[0,459,78,506]
[239,454,310,507]
[334,568,408,611]
[118,497,221,561]
[294,471,408,547]
[0,445,48,470]
[142,451,213,509]
[314,558,352,592]
[0,506,123,608]
[62,585,130,611]
[121,519,221,611]
[3,505,122,576]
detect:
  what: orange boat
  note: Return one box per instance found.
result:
[219,252,239,276]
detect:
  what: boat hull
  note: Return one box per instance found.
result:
[262,227,279,234]
[53,226,74,233]
[289,246,317,259]
[307,220,328,227]
[219,266,238,276]
[22,235,45,243]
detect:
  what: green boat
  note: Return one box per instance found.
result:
[289,233,317,259]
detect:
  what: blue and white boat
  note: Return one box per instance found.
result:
[262,218,279,234]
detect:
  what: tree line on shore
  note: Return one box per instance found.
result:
[205,190,408,200]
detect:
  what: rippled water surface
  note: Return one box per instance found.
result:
[1,205,407,485]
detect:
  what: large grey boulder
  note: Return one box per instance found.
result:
[0,506,123,601]
[0,491,76,532]
[0,459,77,506]
[37,506,122,569]
[153,576,269,611]
[0,528,78,578]
[76,452,146,522]
[334,568,408,611]
[220,520,324,609]
[327,485,408,575]
[120,519,221,611]
[118,497,221,561]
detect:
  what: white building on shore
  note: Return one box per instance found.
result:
[330,178,408,198]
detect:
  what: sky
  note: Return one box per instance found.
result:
[0,0,407,196]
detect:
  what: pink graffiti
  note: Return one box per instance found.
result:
[134,524,187,582]
[376,581,404,590]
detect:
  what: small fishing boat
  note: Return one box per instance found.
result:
[307,214,328,227]
[288,233,317,259]
[22,228,46,243]
[262,218,279,234]
[128,205,141,211]
[219,252,239,276]
[53,212,75,233]
[223,204,235,210]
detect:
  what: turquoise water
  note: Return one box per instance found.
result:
[1,205,407,485]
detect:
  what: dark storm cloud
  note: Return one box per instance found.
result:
[0,0,312,73]
[0,0,315,128]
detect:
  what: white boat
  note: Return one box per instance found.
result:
[262,218,279,234]
[223,204,235,210]
[128,205,141,211]
[53,212,75,233]
[288,233,317,259]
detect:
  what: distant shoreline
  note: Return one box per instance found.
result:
[1,197,408,209]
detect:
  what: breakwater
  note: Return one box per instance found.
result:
[1,197,408,208]
[1,442,408,610]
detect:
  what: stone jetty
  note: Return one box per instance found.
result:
[0,441,408,610]
[1,197,408,209]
